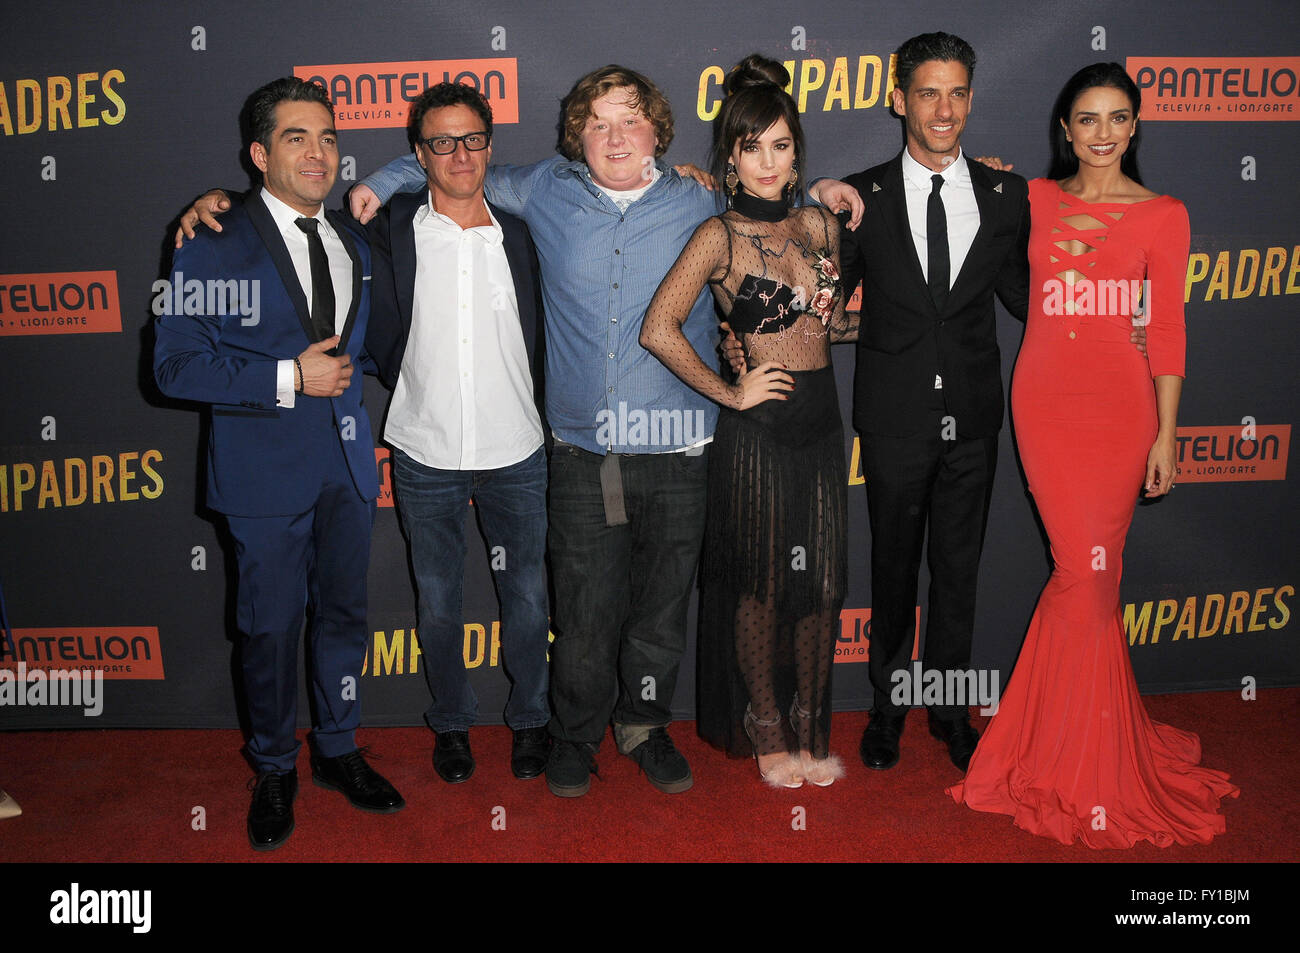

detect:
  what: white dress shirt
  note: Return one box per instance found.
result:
[900,148,980,388]
[260,188,353,408]
[383,196,543,471]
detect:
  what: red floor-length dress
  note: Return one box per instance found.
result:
[948,178,1238,847]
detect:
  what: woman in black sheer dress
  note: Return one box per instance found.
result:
[641,55,858,788]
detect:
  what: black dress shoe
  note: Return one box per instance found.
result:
[311,749,405,813]
[928,713,980,772]
[248,768,297,851]
[859,711,906,770]
[511,726,550,780]
[433,730,475,783]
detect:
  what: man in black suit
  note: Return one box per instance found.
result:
[362,84,552,785]
[838,33,1030,773]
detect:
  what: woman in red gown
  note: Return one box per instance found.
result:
[949,63,1238,847]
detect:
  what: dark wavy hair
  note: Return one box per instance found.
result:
[407,82,494,151]
[557,65,674,161]
[242,77,333,152]
[1048,62,1144,184]
[708,54,806,202]
[893,32,976,92]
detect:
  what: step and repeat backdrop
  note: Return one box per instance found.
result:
[1,0,1296,729]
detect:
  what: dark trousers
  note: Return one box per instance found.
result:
[226,451,375,774]
[391,445,550,733]
[546,443,708,752]
[860,424,997,721]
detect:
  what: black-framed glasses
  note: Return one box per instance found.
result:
[419,132,491,155]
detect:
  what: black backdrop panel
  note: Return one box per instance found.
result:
[1,0,1296,728]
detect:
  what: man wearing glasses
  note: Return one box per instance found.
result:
[179,70,861,799]
[174,84,550,785]
[362,83,551,785]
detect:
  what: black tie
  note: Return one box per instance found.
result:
[294,217,336,344]
[927,174,949,312]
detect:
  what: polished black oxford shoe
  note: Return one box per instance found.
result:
[248,768,297,851]
[311,749,405,812]
[511,726,550,780]
[432,730,475,784]
[928,712,980,772]
[859,711,907,770]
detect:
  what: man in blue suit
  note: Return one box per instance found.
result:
[362,83,552,786]
[155,77,404,851]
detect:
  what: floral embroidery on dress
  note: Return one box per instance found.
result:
[808,252,841,326]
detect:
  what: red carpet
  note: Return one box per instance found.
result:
[1,689,1294,863]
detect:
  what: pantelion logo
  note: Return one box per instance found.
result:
[1127,57,1300,120]
[0,271,120,335]
[295,59,518,129]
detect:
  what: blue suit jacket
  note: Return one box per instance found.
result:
[361,191,547,430]
[154,193,379,517]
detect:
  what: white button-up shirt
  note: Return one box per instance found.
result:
[384,196,543,470]
[262,187,352,408]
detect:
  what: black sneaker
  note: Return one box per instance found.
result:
[546,740,599,798]
[629,727,693,793]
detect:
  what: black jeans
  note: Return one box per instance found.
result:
[546,443,709,751]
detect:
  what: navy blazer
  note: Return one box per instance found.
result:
[361,191,547,429]
[839,153,1030,439]
[154,193,379,516]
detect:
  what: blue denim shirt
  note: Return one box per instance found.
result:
[363,153,722,454]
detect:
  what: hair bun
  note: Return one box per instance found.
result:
[724,54,790,96]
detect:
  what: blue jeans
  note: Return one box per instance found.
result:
[392,445,550,733]
[546,443,709,752]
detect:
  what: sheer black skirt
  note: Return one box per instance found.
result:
[697,366,848,758]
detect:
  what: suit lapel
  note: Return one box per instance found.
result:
[246,193,317,344]
[327,208,364,355]
[390,192,421,340]
[492,201,540,369]
[878,157,933,312]
[948,156,998,305]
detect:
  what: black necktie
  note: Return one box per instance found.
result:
[927,174,949,312]
[294,217,335,343]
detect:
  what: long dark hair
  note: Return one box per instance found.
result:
[708,54,806,202]
[1048,62,1144,184]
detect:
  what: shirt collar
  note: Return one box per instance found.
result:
[260,187,334,238]
[413,190,503,245]
[557,157,674,199]
[901,148,969,190]
[594,166,662,204]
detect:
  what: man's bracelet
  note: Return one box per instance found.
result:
[294,357,304,393]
